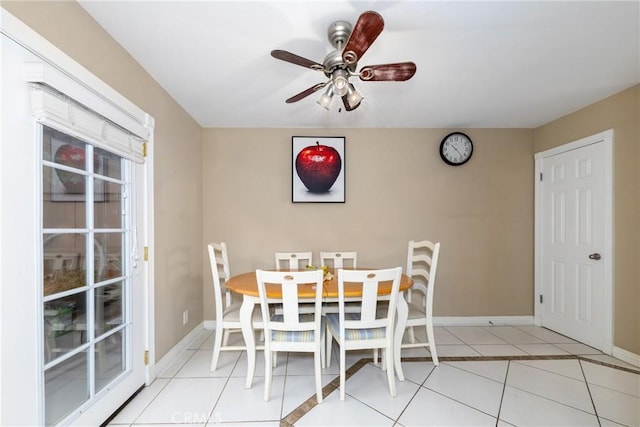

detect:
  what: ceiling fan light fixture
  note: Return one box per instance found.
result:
[345,83,364,109]
[332,69,350,96]
[317,84,334,110]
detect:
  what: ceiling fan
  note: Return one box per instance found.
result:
[271,11,417,111]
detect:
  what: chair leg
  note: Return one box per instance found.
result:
[264,350,273,401]
[385,345,397,397]
[426,321,439,366]
[320,330,326,369]
[325,331,333,368]
[339,348,346,401]
[210,326,224,371]
[407,325,416,344]
[314,348,323,403]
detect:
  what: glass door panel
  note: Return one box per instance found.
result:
[95,329,125,393]
[44,350,90,426]
[43,292,87,364]
[43,233,87,296]
[42,125,131,425]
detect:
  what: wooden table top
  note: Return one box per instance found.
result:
[226,268,413,299]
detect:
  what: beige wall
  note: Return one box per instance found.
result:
[4,0,637,360]
[2,1,204,360]
[534,85,640,354]
[202,128,535,319]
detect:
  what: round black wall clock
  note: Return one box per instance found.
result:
[439,132,473,166]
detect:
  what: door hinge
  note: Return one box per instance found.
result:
[142,142,147,157]
[539,294,543,304]
[539,172,543,181]
[144,350,149,366]
[143,246,148,261]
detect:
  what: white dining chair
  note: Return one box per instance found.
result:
[319,251,357,269]
[207,242,264,371]
[255,269,325,403]
[326,267,403,401]
[274,251,315,317]
[319,251,359,316]
[401,240,441,365]
[275,251,313,270]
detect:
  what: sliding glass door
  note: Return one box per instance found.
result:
[42,125,141,425]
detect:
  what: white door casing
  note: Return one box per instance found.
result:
[534,130,613,353]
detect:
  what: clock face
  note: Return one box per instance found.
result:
[440,132,473,166]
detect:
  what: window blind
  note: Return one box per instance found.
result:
[25,62,152,163]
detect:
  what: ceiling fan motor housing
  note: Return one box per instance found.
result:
[328,20,352,49]
[324,20,357,77]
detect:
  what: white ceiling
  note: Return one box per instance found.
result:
[78,1,639,129]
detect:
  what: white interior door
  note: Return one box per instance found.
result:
[535,131,613,352]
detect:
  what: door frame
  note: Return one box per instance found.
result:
[534,129,614,354]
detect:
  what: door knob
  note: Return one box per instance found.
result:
[588,253,602,260]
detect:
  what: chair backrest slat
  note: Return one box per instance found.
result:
[406,240,441,307]
[320,251,357,269]
[207,242,232,322]
[275,251,313,270]
[359,281,380,321]
[281,283,301,324]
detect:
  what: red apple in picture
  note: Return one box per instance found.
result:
[295,141,342,193]
[54,143,89,193]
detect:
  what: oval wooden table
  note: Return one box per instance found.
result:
[226,268,414,389]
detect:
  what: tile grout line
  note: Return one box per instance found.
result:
[577,358,602,426]
[393,360,438,426]
[494,359,511,427]
[208,351,244,425]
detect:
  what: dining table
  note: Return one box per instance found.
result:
[226,268,414,388]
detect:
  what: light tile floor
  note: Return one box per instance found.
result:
[107,325,639,426]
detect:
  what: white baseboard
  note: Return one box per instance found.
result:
[149,322,207,380]
[433,316,535,326]
[612,346,640,368]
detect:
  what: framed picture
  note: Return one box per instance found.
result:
[292,136,345,203]
[50,137,107,202]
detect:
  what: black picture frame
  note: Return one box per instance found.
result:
[292,136,345,203]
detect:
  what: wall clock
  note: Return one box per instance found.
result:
[439,132,473,166]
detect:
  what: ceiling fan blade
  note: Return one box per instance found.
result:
[285,82,327,103]
[342,11,384,65]
[271,50,325,71]
[359,62,417,81]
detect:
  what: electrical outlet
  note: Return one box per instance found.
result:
[182,310,189,325]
